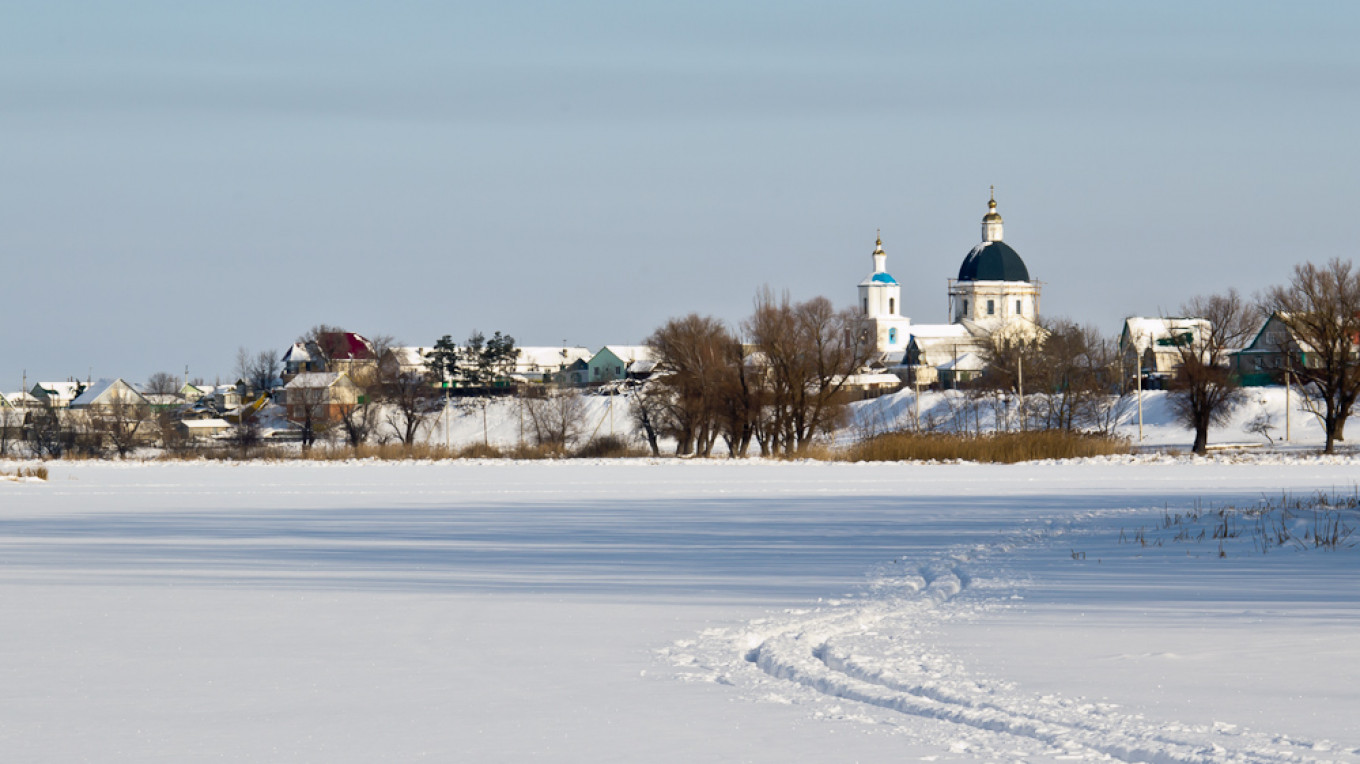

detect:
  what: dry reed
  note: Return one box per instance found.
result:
[845,430,1132,464]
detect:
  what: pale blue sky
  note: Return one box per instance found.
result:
[2,1,1357,385]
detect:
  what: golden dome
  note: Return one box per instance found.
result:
[983,187,1003,222]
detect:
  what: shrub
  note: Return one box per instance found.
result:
[574,435,649,459]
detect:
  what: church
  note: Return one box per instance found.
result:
[857,191,1042,386]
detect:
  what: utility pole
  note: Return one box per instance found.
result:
[1285,364,1291,442]
[1017,351,1025,431]
[1136,356,1144,443]
[913,376,921,430]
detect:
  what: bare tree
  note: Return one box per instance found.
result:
[0,405,21,456]
[235,347,283,393]
[630,382,666,456]
[288,381,335,451]
[1262,258,1360,453]
[381,365,438,449]
[519,387,586,452]
[297,324,347,365]
[157,409,194,456]
[744,289,873,455]
[26,403,71,458]
[1165,289,1257,454]
[143,372,181,397]
[337,395,380,451]
[645,314,739,456]
[977,323,1044,431]
[225,414,263,459]
[92,389,152,458]
[981,318,1127,433]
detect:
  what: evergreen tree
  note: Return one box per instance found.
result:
[425,335,461,388]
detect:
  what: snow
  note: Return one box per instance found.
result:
[2,457,1359,761]
[848,385,1328,449]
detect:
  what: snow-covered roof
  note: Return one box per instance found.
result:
[838,372,903,387]
[70,378,148,408]
[937,352,987,372]
[907,324,973,341]
[34,381,81,400]
[285,372,349,389]
[596,346,655,363]
[281,338,315,361]
[386,346,431,369]
[1122,317,1211,353]
[516,346,592,371]
[143,393,183,406]
[181,418,230,430]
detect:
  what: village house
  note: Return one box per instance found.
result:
[586,346,656,384]
[283,332,377,381]
[283,372,361,422]
[69,379,150,412]
[31,381,83,408]
[1232,312,1360,387]
[514,346,593,384]
[1119,317,1213,385]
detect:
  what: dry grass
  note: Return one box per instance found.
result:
[152,441,577,462]
[0,465,47,480]
[845,430,1133,464]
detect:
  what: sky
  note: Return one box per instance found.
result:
[2,1,1358,386]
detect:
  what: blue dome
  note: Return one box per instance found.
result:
[958,241,1029,282]
[871,272,898,284]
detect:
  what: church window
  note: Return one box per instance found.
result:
[1016,299,1022,314]
[863,298,868,314]
[963,299,969,315]
[889,298,895,314]
[889,327,897,344]
[987,299,995,316]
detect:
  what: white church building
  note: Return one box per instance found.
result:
[857,191,1043,386]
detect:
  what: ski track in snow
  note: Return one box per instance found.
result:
[667,515,1357,763]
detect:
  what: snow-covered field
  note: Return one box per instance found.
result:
[3,457,1359,762]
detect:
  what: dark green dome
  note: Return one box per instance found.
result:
[958,241,1030,282]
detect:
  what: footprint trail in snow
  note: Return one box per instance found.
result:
[665,519,1358,763]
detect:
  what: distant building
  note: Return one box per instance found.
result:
[586,346,655,384]
[858,234,913,356]
[1119,317,1213,382]
[69,379,150,411]
[32,381,83,408]
[284,372,361,422]
[884,191,1043,387]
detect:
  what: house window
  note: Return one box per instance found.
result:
[888,327,897,344]
[987,299,995,316]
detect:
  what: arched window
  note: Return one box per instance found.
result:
[889,327,897,344]
[889,297,895,315]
